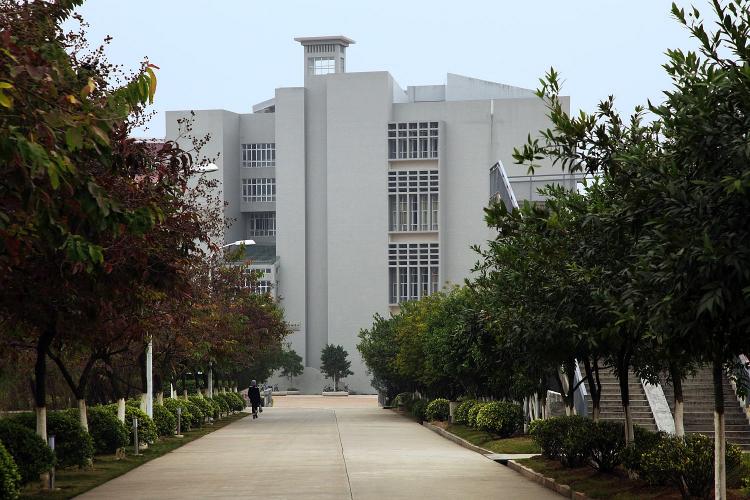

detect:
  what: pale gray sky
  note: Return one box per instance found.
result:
[71,0,712,138]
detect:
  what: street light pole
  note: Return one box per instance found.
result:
[208,361,213,398]
[146,339,153,418]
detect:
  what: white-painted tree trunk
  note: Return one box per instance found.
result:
[623,404,634,443]
[36,406,47,442]
[117,398,126,423]
[592,406,600,422]
[674,400,685,437]
[156,392,164,405]
[139,393,147,413]
[715,411,726,500]
[77,399,88,432]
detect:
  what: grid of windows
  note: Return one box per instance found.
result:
[308,57,335,75]
[388,122,439,160]
[241,143,275,168]
[241,178,276,202]
[252,280,273,295]
[247,211,276,236]
[388,243,439,304]
[388,170,439,231]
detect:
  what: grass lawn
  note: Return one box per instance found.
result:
[517,455,750,500]
[19,412,247,500]
[445,423,540,454]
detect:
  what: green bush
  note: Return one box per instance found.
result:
[588,420,625,472]
[0,420,54,485]
[12,410,93,468]
[182,400,204,428]
[205,398,221,419]
[103,405,158,446]
[529,418,563,459]
[425,398,450,422]
[152,405,176,437]
[529,416,591,467]
[212,394,231,415]
[476,401,523,438]
[640,433,742,498]
[411,399,428,421]
[162,398,194,431]
[226,392,246,411]
[0,441,21,500]
[620,425,667,474]
[394,392,413,408]
[188,396,215,421]
[467,402,487,428]
[87,406,129,454]
[453,400,477,425]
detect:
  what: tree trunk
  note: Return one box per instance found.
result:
[33,328,54,441]
[713,358,726,500]
[117,398,126,423]
[583,358,602,422]
[618,366,634,443]
[78,399,89,432]
[139,392,147,413]
[669,364,685,437]
[334,375,338,392]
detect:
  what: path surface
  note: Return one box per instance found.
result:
[78,396,557,499]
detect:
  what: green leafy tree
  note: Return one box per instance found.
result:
[320,344,353,392]
[279,348,304,389]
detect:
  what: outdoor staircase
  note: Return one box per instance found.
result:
[584,367,658,432]
[661,367,750,450]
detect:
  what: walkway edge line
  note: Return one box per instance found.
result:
[422,421,590,499]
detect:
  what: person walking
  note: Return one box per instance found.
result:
[248,380,262,419]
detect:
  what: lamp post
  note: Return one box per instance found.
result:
[146,338,153,418]
[192,163,218,173]
[221,239,256,248]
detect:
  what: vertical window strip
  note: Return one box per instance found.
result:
[387,122,439,160]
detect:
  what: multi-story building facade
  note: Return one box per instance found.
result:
[166,36,578,394]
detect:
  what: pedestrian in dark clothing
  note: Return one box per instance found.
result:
[248,380,262,419]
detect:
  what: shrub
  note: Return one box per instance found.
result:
[108,406,158,446]
[12,410,93,468]
[227,392,247,411]
[588,420,625,472]
[0,420,54,485]
[467,402,487,428]
[87,406,129,454]
[162,399,194,431]
[640,433,742,498]
[205,398,221,419]
[411,399,428,421]
[620,425,666,474]
[529,416,591,467]
[453,400,477,425]
[152,405,176,437]
[530,418,563,459]
[0,441,21,500]
[476,401,523,438]
[182,400,204,428]
[425,398,450,422]
[212,394,231,415]
[188,396,215,421]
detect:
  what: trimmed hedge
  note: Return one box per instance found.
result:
[620,425,667,474]
[476,401,523,438]
[0,419,54,485]
[211,394,230,415]
[102,405,157,446]
[188,396,215,422]
[453,400,477,425]
[425,398,450,422]
[87,406,129,454]
[227,392,246,411]
[588,420,625,472]
[205,398,221,419]
[182,400,204,428]
[162,398,194,431]
[466,402,487,428]
[411,399,428,421]
[640,433,743,498]
[0,441,20,500]
[529,415,591,467]
[152,404,176,437]
[12,410,93,468]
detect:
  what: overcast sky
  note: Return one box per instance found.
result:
[71,0,713,138]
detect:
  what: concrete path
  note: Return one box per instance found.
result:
[78,396,557,499]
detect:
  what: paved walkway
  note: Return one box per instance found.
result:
[78,396,557,499]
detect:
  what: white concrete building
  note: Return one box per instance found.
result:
[166,36,577,394]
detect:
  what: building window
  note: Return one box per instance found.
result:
[388,243,439,304]
[252,280,273,295]
[388,170,439,231]
[241,143,275,168]
[241,178,276,202]
[388,122,438,160]
[308,57,335,75]
[247,211,276,236]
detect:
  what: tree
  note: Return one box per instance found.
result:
[279,349,304,389]
[320,344,353,392]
